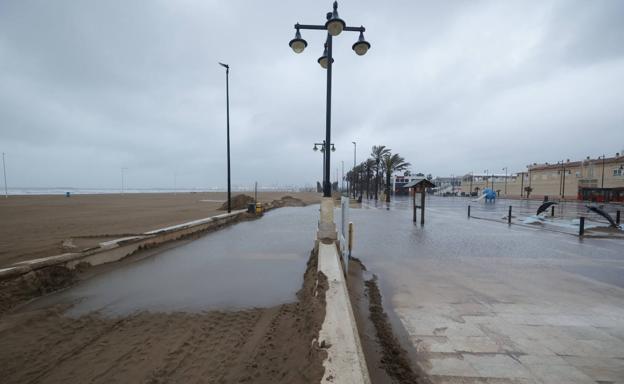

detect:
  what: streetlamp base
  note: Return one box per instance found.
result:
[317,197,337,241]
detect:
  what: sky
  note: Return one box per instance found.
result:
[1,0,623,190]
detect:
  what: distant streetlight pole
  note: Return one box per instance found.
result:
[600,154,606,189]
[219,62,232,213]
[502,166,508,195]
[121,167,127,194]
[557,160,566,199]
[2,152,7,198]
[352,141,356,197]
[174,171,177,195]
[341,160,344,193]
[469,171,473,196]
[289,1,370,197]
[484,169,489,190]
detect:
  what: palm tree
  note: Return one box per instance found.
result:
[370,145,390,200]
[383,153,411,202]
[364,158,375,199]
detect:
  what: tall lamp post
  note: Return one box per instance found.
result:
[219,62,232,213]
[557,160,566,199]
[352,141,357,197]
[289,1,370,197]
[600,154,606,189]
[2,152,7,198]
[502,166,508,196]
[121,167,127,194]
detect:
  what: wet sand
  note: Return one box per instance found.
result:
[0,252,327,384]
[0,191,321,266]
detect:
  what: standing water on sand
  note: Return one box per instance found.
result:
[35,205,320,316]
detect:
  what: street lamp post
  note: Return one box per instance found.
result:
[219,62,232,213]
[502,167,508,196]
[290,1,370,198]
[601,154,606,189]
[557,160,566,199]
[352,141,357,197]
[341,160,344,193]
[2,152,7,198]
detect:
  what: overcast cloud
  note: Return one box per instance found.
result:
[1,0,623,190]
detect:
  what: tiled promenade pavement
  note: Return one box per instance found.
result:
[393,259,624,384]
[353,197,624,384]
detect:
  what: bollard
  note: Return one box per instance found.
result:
[468,205,471,218]
[348,222,354,258]
[551,205,555,217]
[579,217,585,236]
[508,206,512,224]
[421,191,426,226]
[617,210,621,225]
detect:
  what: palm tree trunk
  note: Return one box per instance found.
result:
[385,171,391,202]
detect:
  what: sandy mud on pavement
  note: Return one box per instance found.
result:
[348,258,429,384]
[0,252,327,384]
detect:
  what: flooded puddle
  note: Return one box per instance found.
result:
[37,205,320,315]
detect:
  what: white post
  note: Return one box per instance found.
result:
[2,152,7,198]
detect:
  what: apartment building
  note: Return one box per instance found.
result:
[458,152,624,202]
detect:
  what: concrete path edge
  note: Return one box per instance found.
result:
[317,241,371,384]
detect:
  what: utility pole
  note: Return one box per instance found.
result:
[2,152,7,198]
[219,62,232,213]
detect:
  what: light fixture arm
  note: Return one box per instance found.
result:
[294,23,365,32]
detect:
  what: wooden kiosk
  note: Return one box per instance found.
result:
[402,178,435,225]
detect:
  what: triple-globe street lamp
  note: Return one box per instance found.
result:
[289,1,370,197]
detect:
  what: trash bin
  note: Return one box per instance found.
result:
[66,192,71,197]
[247,203,255,213]
[255,202,263,214]
[543,195,549,202]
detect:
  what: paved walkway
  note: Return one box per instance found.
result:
[350,197,624,383]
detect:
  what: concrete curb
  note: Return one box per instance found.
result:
[0,210,248,281]
[317,242,371,384]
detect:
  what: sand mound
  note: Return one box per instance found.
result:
[268,196,306,209]
[218,194,254,210]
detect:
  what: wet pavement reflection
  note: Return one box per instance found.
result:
[344,195,624,383]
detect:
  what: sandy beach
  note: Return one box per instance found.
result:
[0,252,327,384]
[0,192,320,267]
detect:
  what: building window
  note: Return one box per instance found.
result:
[614,168,623,177]
[575,171,581,178]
